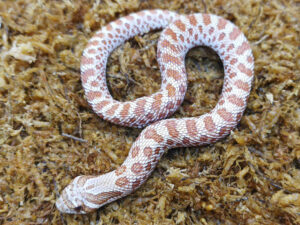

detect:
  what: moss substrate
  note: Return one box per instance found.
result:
[0,0,299,224]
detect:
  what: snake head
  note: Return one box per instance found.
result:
[56,176,95,214]
[56,173,126,214]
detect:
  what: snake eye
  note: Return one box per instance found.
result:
[74,206,82,212]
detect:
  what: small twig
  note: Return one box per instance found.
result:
[107,73,140,86]
[254,34,270,45]
[202,0,207,13]
[61,132,87,143]
[40,69,54,96]
[107,73,127,80]
[248,146,264,158]
[248,162,287,192]
[124,73,138,86]
[76,112,83,138]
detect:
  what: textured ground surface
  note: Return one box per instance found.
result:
[0,0,299,224]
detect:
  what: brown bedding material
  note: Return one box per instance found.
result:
[0,0,299,224]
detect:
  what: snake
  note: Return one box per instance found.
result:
[56,9,254,214]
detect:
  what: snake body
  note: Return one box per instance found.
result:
[56,9,254,214]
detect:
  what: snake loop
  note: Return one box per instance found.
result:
[56,10,254,214]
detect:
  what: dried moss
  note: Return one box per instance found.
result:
[0,0,299,224]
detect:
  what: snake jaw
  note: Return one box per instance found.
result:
[56,178,88,214]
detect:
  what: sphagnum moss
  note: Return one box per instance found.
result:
[0,0,299,224]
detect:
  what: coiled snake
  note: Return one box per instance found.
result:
[56,9,254,214]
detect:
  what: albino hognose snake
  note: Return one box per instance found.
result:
[56,9,254,214]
